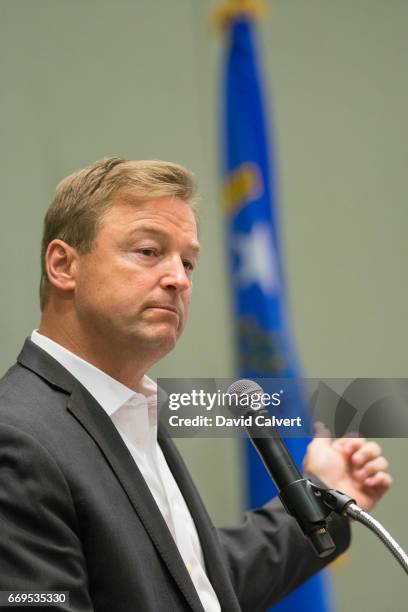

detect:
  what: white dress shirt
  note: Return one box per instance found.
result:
[31,330,221,612]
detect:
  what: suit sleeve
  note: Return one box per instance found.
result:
[0,423,94,611]
[217,493,351,612]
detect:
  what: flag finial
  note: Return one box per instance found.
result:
[212,0,268,32]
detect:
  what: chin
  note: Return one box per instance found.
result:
[138,328,178,353]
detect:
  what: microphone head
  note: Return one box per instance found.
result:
[226,379,265,416]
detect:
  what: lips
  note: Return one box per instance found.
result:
[145,304,180,316]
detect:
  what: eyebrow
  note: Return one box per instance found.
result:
[126,225,201,254]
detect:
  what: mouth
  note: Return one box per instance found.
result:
[146,305,179,316]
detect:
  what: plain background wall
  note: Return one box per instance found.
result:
[1,1,407,609]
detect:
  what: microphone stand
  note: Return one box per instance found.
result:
[306,483,408,575]
[225,379,408,573]
[246,427,408,572]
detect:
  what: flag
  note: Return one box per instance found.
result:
[220,7,335,611]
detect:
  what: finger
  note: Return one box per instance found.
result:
[351,441,382,467]
[364,471,393,491]
[352,456,389,481]
[332,437,366,455]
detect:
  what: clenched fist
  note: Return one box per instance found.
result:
[303,423,392,512]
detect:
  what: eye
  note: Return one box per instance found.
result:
[138,248,158,257]
[183,260,195,272]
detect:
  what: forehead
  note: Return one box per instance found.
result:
[100,196,199,247]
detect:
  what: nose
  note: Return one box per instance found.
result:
[159,256,191,292]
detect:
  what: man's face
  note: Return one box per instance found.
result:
[73,196,199,358]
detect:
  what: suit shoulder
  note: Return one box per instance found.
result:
[0,362,69,431]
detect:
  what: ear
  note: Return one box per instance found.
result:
[45,239,78,294]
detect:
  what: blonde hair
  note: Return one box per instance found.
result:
[40,156,197,310]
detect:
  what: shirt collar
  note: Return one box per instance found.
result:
[31,330,157,417]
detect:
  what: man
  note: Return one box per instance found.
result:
[0,157,391,611]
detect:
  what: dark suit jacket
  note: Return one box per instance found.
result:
[0,340,350,611]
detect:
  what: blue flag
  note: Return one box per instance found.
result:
[221,13,335,612]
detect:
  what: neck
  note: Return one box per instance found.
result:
[39,309,159,392]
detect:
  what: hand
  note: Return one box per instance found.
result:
[303,423,392,512]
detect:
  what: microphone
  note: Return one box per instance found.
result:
[227,379,337,557]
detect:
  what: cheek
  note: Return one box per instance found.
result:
[75,262,120,309]
[181,292,192,319]
[76,254,153,312]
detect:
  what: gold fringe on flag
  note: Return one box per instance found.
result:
[212,0,268,32]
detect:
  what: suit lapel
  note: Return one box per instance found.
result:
[159,432,241,612]
[17,339,205,612]
[67,385,206,612]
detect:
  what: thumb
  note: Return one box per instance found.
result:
[303,422,333,474]
[312,421,332,442]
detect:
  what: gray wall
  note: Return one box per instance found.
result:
[1,1,407,609]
